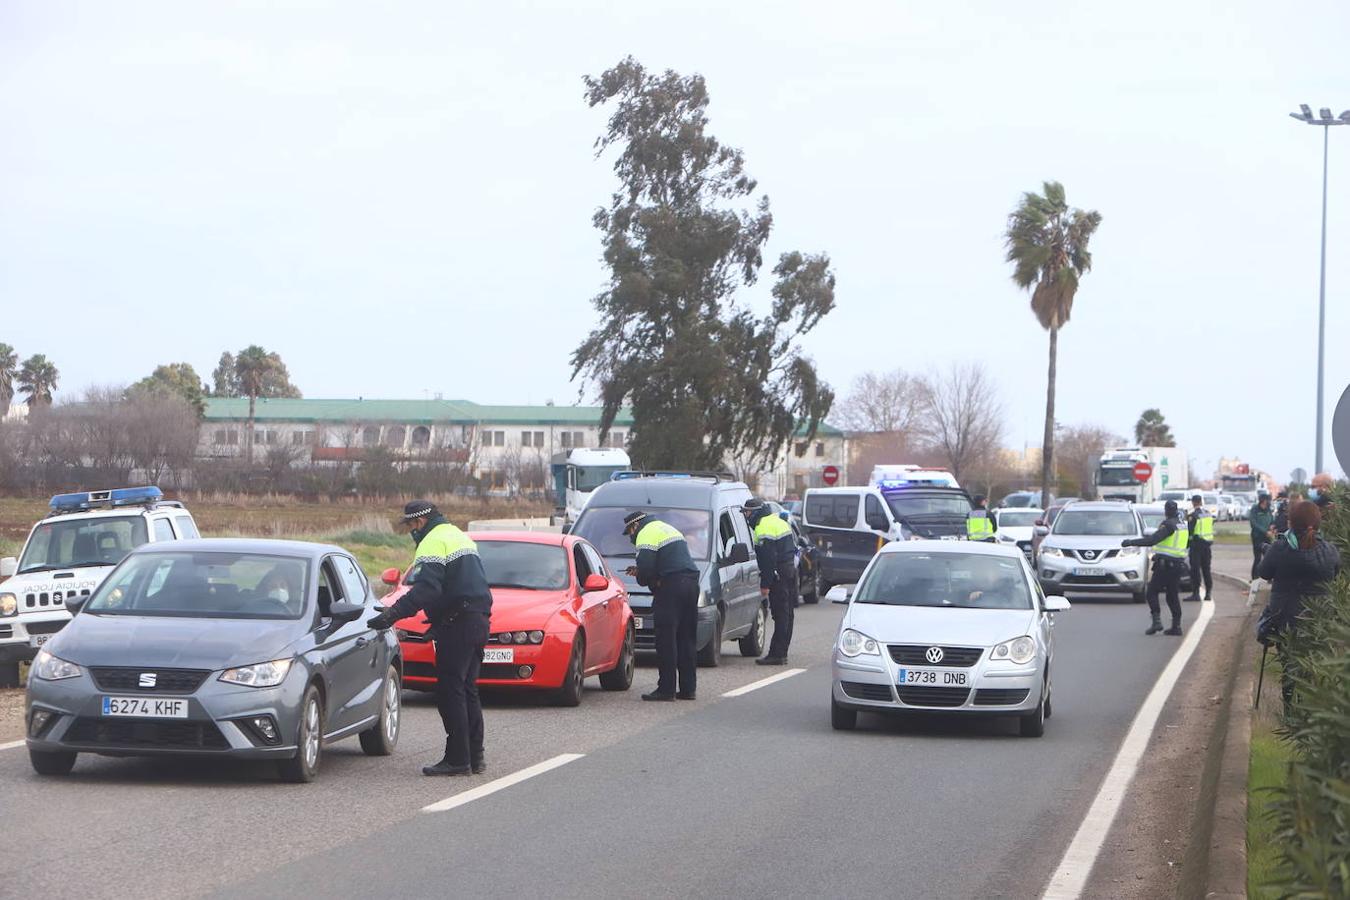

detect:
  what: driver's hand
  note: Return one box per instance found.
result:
[624,565,638,577]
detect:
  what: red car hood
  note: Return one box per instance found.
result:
[383,586,572,635]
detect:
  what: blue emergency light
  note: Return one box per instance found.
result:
[49,486,164,513]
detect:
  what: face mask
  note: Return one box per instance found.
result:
[267,588,289,603]
[1308,489,1320,502]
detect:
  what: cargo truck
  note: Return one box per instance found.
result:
[1094,447,1188,504]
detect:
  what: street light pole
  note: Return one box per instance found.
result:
[1289,104,1348,475]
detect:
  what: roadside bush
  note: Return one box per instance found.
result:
[1266,489,1350,898]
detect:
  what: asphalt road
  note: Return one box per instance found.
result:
[0,593,1192,900]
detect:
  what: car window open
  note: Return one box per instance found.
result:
[478,541,570,590]
[84,551,308,619]
[854,552,1032,610]
[1052,510,1138,536]
[571,507,712,560]
[18,515,150,573]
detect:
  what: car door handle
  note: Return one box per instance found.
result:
[355,636,371,649]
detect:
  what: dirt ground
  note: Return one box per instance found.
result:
[1,687,25,742]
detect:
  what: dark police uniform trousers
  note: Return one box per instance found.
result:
[432,611,490,767]
[652,572,699,696]
[1189,539,1213,599]
[1147,556,1184,623]
[767,559,797,659]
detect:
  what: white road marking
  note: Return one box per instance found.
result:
[422,753,584,813]
[0,740,25,751]
[721,668,806,698]
[1041,599,1216,899]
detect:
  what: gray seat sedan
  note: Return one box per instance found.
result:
[25,539,402,782]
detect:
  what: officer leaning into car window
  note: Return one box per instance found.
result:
[967,495,997,542]
[367,500,493,776]
[742,499,798,666]
[1186,493,1215,602]
[623,511,700,701]
[1122,499,1189,636]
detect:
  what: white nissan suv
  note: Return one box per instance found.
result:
[1035,501,1148,603]
[0,487,198,685]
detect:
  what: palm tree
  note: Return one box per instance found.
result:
[1005,181,1102,509]
[1134,408,1175,447]
[0,343,17,417]
[18,354,59,408]
[233,345,300,462]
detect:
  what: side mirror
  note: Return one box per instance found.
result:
[1043,596,1071,612]
[0,557,15,579]
[582,573,609,592]
[331,600,365,623]
[827,585,853,604]
[381,567,402,587]
[65,594,88,614]
[559,523,572,535]
[865,516,889,533]
[1034,519,1046,528]
[1033,526,1049,537]
[726,543,751,565]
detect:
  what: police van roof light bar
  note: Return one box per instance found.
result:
[49,486,164,513]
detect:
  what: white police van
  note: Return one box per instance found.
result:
[0,487,198,685]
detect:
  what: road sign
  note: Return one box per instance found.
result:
[822,465,840,486]
[1291,467,1308,485]
[1133,462,1153,483]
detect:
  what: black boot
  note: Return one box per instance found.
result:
[471,754,486,775]
[1145,616,1164,635]
[1164,620,1183,636]
[423,738,471,776]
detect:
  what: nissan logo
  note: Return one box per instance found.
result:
[925,646,945,664]
[1082,550,1097,559]
[138,672,157,688]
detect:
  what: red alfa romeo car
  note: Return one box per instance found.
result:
[380,531,635,706]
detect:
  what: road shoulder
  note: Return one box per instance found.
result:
[1083,577,1256,898]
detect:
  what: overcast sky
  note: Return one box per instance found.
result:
[3,1,1348,482]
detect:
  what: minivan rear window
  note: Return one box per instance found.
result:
[806,494,859,529]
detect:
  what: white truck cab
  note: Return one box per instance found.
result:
[0,487,198,685]
[550,448,632,526]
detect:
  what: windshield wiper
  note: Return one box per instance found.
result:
[489,582,543,590]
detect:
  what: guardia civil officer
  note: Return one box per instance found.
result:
[967,495,997,542]
[623,511,699,700]
[1122,499,1189,635]
[367,501,493,776]
[742,498,797,665]
[1186,493,1215,602]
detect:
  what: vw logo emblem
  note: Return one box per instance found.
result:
[925,646,945,664]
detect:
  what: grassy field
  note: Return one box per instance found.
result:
[0,494,552,589]
[1246,654,1293,898]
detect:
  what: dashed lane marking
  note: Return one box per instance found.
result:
[721,667,807,698]
[422,753,585,813]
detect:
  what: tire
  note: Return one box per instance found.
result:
[359,664,401,756]
[599,624,634,691]
[739,603,767,657]
[29,748,76,776]
[555,634,585,707]
[831,697,857,731]
[696,610,723,668]
[1019,687,1047,738]
[278,684,324,783]
[816,572,833,602]
[1131,590,1147,604]
[801,567,819,604]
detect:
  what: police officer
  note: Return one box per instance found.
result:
[367,500,493,776]
[967,495,997,542]
[623,511,699,701]
[1122,499,1189,635]
[742,498,797,666]
[1186,493,1214,602]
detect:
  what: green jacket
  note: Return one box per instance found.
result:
[1249,505,1275,541]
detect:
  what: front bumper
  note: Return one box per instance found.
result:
[0,612,73,663]
[397,631,575,690]
[1037,552,1146,594]
[25,667,308,759]
[629,598,716,653]
[831,646,1044,715]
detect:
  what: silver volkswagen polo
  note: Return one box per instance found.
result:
[24,539,402,782]
[830,541,1069,737]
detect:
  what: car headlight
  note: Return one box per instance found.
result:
[1118,546,1142,558]
[838,628,880,658]
[990,635,1037,665]
[32,648,81,681]
[0,592,16,617]
[1040,547,1064,558]
[219,658,293,688]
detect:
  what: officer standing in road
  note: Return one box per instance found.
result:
[367,500,493,776]
[1249,492,1275,580]
[742,499,797,666]
[623,511,700,701]
[1186,493,1215,602]
[1122,499,1189,635]
[967,495,997,542]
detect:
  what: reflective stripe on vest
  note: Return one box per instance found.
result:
[636,520,687,552]
[753,513,792,545]
[967,510,994,539]
[414,522,479,566]
[1193,512,1214,542]
[1155,520,1190,558]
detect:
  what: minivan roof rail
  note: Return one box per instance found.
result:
[610,470,738,484]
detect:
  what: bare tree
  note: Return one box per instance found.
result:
[1055,424,1121,498]
[917,363,1005,483]
[834,369,924,435]
[123,389,201,486]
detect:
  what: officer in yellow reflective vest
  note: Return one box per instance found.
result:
[1122,500,1189,635]
[1186,494,1215,602]
[966,495,997,542]
[623,511,700,700]
[743,499,798,665]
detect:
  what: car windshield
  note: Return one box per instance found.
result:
[1001,493,1034,507]
[574,466,626,492]
[1053,510,1138,536]
[1097,467,1139,486]
[854,552,1033,610]
[572,506,712,560]
[476,541,570,590]
[18,516,149,573]
[84,551,309,619]
[1139,513,1164,531]
[997,511,1041,527]
[884,493,972,519]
